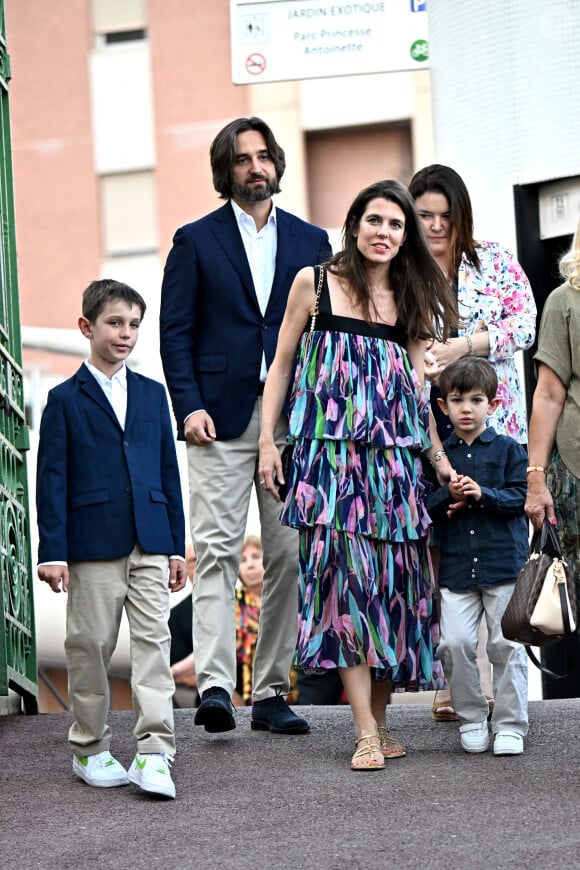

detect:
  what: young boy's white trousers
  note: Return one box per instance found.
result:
[438,583,529,735]
[65,545,175,757]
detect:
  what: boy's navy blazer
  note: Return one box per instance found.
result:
[36,364,185,564]
[159,201,332,440]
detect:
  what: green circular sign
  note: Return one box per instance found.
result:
[410,39,429,63]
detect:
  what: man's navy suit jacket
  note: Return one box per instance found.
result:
[36,364,185,564]
[159,201,332,440]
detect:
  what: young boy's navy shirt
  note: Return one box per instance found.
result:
[426,427,529,590]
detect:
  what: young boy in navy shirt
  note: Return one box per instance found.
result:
[36,279,186,797]
[427,357,529,756]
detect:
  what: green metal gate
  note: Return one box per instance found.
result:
[0,0,38,713]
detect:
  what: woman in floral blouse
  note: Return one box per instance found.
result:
[409,164,536,721]
[409,164,536,445]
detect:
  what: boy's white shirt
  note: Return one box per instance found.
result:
[85,359,127,429]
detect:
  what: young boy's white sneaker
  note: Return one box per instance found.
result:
[72,751,129,787]
[459,720,490,753]
[128,753,176,799]
[493,731,524,756]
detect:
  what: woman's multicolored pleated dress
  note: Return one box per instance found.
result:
[280,268,444,690]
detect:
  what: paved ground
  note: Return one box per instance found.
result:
[2,699,579,870]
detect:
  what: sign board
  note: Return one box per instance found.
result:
[538,176,580,240]
[230,0,429,85]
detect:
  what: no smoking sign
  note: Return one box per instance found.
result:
[245,53,267,76]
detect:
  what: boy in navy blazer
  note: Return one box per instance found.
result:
[37,279,186,799]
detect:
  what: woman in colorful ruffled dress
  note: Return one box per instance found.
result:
[258,180,457,771]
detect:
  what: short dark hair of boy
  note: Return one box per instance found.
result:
[210,116,286,200]
[82,279,146,323]
[438,356,498,401]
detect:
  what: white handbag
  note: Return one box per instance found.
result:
[530,557,577,634]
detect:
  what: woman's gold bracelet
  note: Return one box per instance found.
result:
[526,466,547,475]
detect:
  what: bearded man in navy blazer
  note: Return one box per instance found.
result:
[160,117,331,734]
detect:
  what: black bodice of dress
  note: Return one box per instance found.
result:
[308,266,408,347]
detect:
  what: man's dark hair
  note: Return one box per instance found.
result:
[82,279,146,323]
[438,356,498,401]
[210,116,285,199]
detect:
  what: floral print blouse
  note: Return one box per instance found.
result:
[456,241,536,443]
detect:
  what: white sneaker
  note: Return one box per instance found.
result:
[493,731,524,756]
[72,751,129,787]
[459,720,490,753]
[128,753,176,799]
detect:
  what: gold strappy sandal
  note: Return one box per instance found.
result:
[431,690,460,722]
[377,724,406,759]
[351,734,385,771]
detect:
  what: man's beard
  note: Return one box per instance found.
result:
[232,176,279,202]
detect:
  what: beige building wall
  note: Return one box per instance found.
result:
[306,122,413,232]
[150,1,253,250]
[8,0,101,378]
[428,0,580,247]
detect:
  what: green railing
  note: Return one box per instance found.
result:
[0,0,38,714]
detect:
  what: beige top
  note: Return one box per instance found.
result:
[534,282,580,478]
